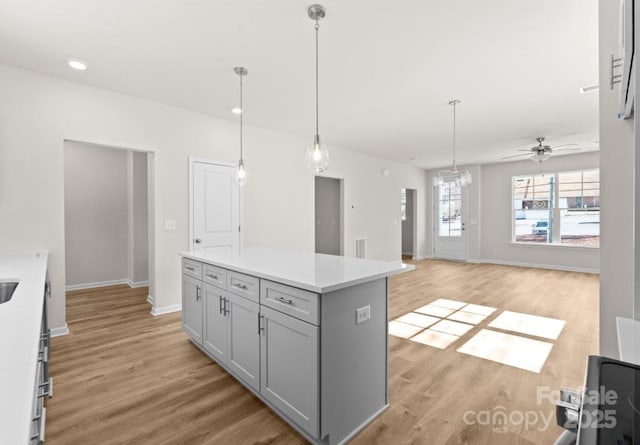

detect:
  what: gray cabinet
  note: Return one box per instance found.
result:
[182,274,203,345]
[181,255,389,445]
[202,283,260,391]
[203,284,227,362]
[227,293,260,391]
[260,305,319,438]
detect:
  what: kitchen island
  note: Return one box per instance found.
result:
[0,251,50,444]
[180,247,413,445]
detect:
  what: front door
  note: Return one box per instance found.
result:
[433,180,466,260]
[190,160,240,252]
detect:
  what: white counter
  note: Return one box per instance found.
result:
[181,247,414,293]
[0,251,48,445]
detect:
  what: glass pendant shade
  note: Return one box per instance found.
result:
[305,135,330,174]
[433,168,472,187]
[237,159,247,185]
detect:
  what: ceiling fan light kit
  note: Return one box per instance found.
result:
[434,99,472,187]
[501,136,581,164]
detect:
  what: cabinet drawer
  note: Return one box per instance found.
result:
[182,258,202,280]
[260,280,319,325]
[203,264,227,289]
[227,271,259,303]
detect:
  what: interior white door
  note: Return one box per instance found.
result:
[191,161,240,252]
[433,180,467,260]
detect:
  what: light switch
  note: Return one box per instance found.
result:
[165,219,177,231]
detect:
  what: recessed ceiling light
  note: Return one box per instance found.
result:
[231,107,242,114]
[67,59,88,71]
[579,84,599,94]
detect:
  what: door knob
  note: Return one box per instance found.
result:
[194,239,202,244]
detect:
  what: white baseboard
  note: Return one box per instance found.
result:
[147,294,155,305]
[411,254,433,261]
[65,279,128,291]
[66,279,150,291]
[50,324,69,337]
[479,258,599,274]
[127,279,150,288]
[151,304,182,316]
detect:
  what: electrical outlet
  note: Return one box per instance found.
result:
[356,305,371,324]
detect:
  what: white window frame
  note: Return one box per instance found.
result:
[511,169,600,248]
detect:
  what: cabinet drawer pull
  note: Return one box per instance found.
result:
[185,266,195,272]
[38,378,53,398]
[196,286,201,301]
[224,298,229,316]
[258,313,264,335]
[276,296,293,305]
[206,273,218,280]
[233,283,248,290]
[219,295,224,314]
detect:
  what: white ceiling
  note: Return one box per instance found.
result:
[0,0,599,169]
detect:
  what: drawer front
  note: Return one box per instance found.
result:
[182,258,203,280]
[260,280,319,325]
[203,264,227,289]
[227,271,260,303]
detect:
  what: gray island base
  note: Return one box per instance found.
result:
[180,247,412,444]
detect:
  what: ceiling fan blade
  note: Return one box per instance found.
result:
[501,153,533,160]
[516,148,534,152]
[551,143,580,149]
[553,147,582,152]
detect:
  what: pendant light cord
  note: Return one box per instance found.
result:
[452,101,457,172]
[315,20,320,138]
[239,72,244,161]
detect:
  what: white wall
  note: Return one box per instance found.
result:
[599,0,635,358]
[131,151,148,284]
[64,141,129,286]
[480,152,599,273]
[0,64,428,331]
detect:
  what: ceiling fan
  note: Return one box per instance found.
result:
[502,137,581,164]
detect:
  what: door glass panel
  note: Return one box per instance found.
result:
[438,181,462,237]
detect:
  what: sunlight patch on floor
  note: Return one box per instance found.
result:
[488,311,566,340]
[389,299,565,373]
[411,329,459,349]
[457,329,554,373]
[395,312,440,328]
[389,320,424,339]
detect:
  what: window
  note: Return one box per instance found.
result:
[512,169,599,247]
[438,181,462,237]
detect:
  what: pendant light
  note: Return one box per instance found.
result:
[305,4,330,174]
[234,66,248,185]
[434,99,472,187]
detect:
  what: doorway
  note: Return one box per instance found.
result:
[401,188,417,259]
[63,140,152,291]
[315,177,343,256]
[433,180,467,260]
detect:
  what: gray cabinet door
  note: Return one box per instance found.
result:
[227,293,260,391]
[260,305,319,438]
[203,284,228,363]
[182,274,203,345]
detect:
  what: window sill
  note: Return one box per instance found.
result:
[509,241,599,250]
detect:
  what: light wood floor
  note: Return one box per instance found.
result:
[48,260,598,444]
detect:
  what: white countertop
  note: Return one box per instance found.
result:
[181,247,414,293]
[0,251,48,445]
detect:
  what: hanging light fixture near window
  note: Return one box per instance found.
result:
[434,100,472,187]
[305,4,330,174]
[234,66,248,185]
